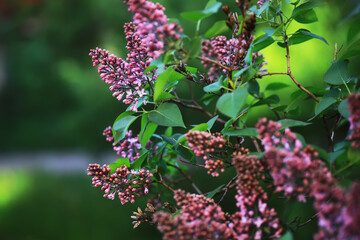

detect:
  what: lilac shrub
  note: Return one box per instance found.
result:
[86,0,360,239]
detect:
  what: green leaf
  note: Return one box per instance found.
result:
[289,29,328,45]
[292,2,323,24]
[279,231,293,240]
[223,128,258,137]
[109,163,121,174]
[164,127,173,137]
[205,20,229,38]
[154,67,182,102]
[294,8,318,23]
[206,184,225,198]
[328,149,346,163]
[217,87,248,118]
[340,38,360,60]
[113,111,134,125]
[117,158,130,167]
[203,80,222,92]
[185,66,198,74]
[348,147,360,164]
[232,66,250,79]
[253,34,275,52]
[315,97,337,116]
[131,151,149,170]
[324,60,350,85]
[148,103,186,128]
[265,82,290,91]
[347,24,360,44]
[277,119,311,129]
[140,122,157,148]
[207,116,218,130]
[338,100,350,119]
[257,0,270,15]
[113,115,138,144]
[252,94,280,107]
[248,80,260,96]
[180,1,222,22]
[144,56,165,74]
[187,36,202,59]
[191,123,209,132]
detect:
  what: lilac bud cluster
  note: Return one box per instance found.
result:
[90,0,182,111]
[87,163,153,204]
[103,127,151,164]
[153,189,232,240]
[347,93,360,148]
[186,131,227,177]
[231,153,282,239]
[256,118,360,239]
[201,14,266,82]
[124,0,183,59]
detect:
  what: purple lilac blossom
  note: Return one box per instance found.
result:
[347,93,360,148]
[87,164,152,204]
[103,127,151,164]
[256,118,360,239]
[90,0,182,111]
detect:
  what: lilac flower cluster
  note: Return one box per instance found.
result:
[231,153,282,239]
[103,127,151,163]
[256,118,313,201]
[201,14,266,82]
[154,184,281,240]
[256,118,360,239]
[90,0,182,111]
[153,189,232,240]
[186,131,227,177]
[347,93,360,148]
[124,0,183,59]
[341,182,360,240]
[87,163,152,204]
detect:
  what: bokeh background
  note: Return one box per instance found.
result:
[0,0,359,239]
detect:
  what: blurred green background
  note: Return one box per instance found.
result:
[0,0,359,239]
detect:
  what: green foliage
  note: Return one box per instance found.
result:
[324,60,350,85]
[217,87,248,118]
[148,103,186,128]
[181,0,222,22]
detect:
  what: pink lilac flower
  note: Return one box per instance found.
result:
[153,189,232,240]
[231,153,282,239]
[256,118,360,239]
[201,14,266,82]
[347,93,360,148]
[257,0,267,8]
[340,182,360,240]
[90,0,183,111]
[87,163,153,204]
[186,131,227,177]
[124,0,183,59]
[103,127,151,163]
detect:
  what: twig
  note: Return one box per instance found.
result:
[167,162,203,195]
[153,180,175,193]
[284,35,320,103]
[298,212,319,228]
[217,175,238,203]
[168,98,226,124]
[178,158,205,168]
[196,56,231,72]
[257,72,288,77]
